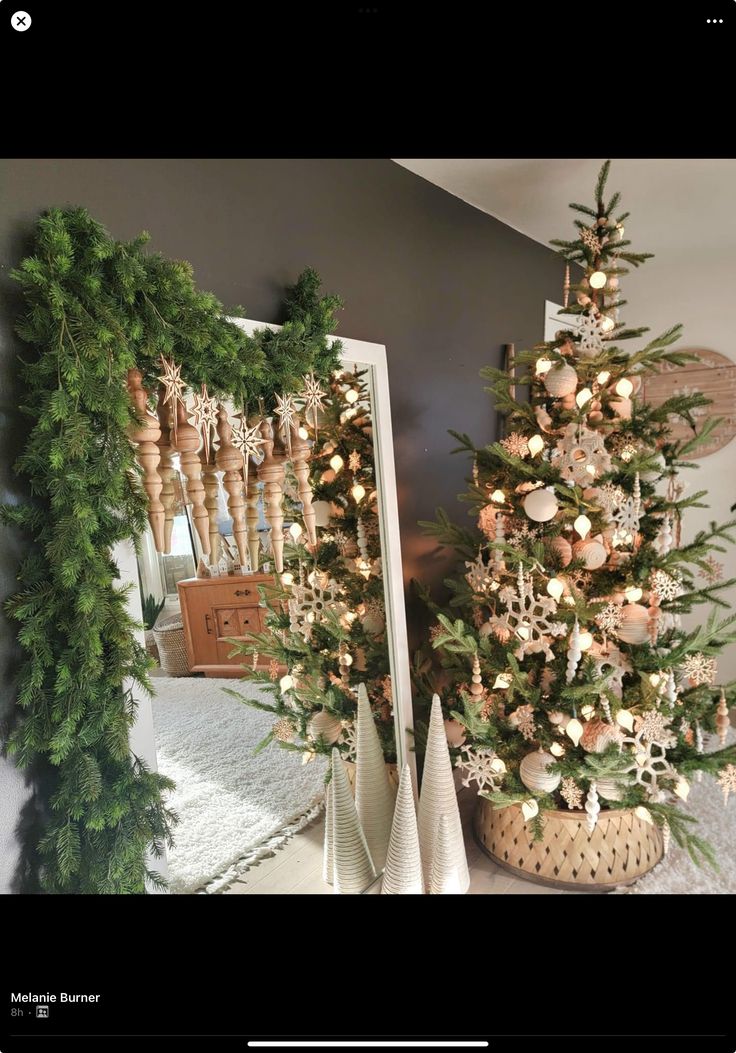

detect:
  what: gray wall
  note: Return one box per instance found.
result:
[0,158,561,891]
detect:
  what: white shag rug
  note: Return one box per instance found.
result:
[150,677,327,894]
[626,730,736,895]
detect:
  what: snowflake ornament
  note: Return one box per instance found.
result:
[188,384,219,461]
[621,723,677,798]
[551,423,612,485]
[477,504,497,540]
[700,556,724,584]
[607,474,641,547]
[589,641,632,698]
[650,569,683,604]
[348,450,362,472]
[500,432,530,458]
[268,659,279,681]
[596,483,627,516]
[273,392,299,451]
[456,745,506,793]
[683,652,717,686]
[595,601,625,636]
[332,529,350,554]
[580,226,603,255]
[507,520,542,548]
[560,777,584,810]
[576,312,605,359]
[511,704,537,741]
[635,710,677,749]
[465,551,497,596]
[231,417,266,484]
[489,566,566,660]
[717,764,736,805]
[288,578,346,641]
[339,720,357,762]
[299,372,328,434]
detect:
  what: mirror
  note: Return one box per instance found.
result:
[127,322,413,894]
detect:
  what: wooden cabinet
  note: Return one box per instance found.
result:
[177,573,274,677]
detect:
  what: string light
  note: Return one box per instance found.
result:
[547,577,564,601]
[279,674,295,693]
[581,703,595,719]
[549,742,565,757]
[596,370,611,385]
[536,357,553,375]
[615,377,634,399]
[649,672,662,687]
[280,572,294,587]
[345,389,359,404]
[576,387,593,409]
[624,585,643,603]
[352,483,366,503]
[574,514,592,539]
[589,270,607,289]
[490,489,505,503]
[528,434,544,456]
[329,454,344,473]
[298,425,310,440]
[578,629,593,652]
[600,316,615,333]
[289,522,303,541]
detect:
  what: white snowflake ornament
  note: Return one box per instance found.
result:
[551,423,612,485]
[717,764,736,805]
[683,652,717,686]
[489,565,566,660]
[576,312,605,359]
[456,745,506,793]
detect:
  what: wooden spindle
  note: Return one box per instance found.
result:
[245,475,260,573]
[172,399,211,557]
[202,447,221,565]
[215,406,248,568]
[156,385,176,554]
[289,423,317,548]
[716,688,730,747]
[127,369,165,552]
[256,418,287,573]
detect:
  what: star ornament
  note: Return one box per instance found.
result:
[274,392,298,456]
[189,384,219,462]
[232,417,265,487]
[299,372,328,436]
[157,355,186,443]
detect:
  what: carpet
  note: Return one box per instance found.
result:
[150,677,328,894]
[626,730,736,895]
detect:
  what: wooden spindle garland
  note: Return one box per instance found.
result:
[202,446,221,565]
[245,474,260,573]
[171,398,211,557]
[289,423,318,548]
[156,385,176,554]
[126,369,165,552]
[215,405,248,569]
[257,417,288,573]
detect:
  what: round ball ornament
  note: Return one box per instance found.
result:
[444,719,467,748]
[312,500,331,528]
[361,609,385,636]
[617,603,650,645]
[543,362,578,398]
[519,749,561,794]
[547,534,573,567]
[639,452,666,482]
[581,718,623,753]
[572,538,608,570]
[596,777,626,802]
[523,487,559,523]
[307,709,343,744]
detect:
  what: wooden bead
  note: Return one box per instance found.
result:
[716,689,730,747]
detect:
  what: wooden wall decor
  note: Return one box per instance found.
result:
[641,349,736,459]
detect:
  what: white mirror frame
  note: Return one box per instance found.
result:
[117,321,416,888]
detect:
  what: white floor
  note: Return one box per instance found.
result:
[223,786,580,895]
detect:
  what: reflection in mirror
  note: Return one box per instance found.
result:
[136,350,407,894]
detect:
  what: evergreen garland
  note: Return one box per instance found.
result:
[1,206,342,892]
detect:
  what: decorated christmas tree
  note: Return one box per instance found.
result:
[415,161,736,861]
[230,366,395,763]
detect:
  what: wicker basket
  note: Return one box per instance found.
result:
[144,628,159,664]
[153,615,190,677]
[343,760,400,793]
[474,797,663,892]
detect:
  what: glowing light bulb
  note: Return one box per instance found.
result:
[635,806,652,824]
[298,425,310,440]
[352,483,366,504]
[490,758,506,774]
[549,742,565,757]
[616,709,635,732]
[589,270,607,289]
[581,704,595,720]
[625,585,643,603]
[342,652,353,666]
[493,673,512,689]
[307,571,317,586]
[517,622,531,641]
[563,595,576,606]
[649,672,662,687]
[329,454,344,473]
[547,577,564,602]
[578,630,594,652]
[490,489,505,504]
[528,434,544,456]
[521,799,539,821]
[306,611,315,623]
[536,357,553,375]
[615,377,634,399]
[345,389,359,404]
[574,514,592,539]
[596,370,611,386]
[280,572,294,587]
[576,387,593,408]
[289,521,303,540]
[674,777,690,801]
[355,558,371,580]
[566,718,584,747]
[279,674,295,693]
[344,610,357,624]
[600,316,615,333]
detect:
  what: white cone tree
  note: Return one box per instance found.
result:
[330,747,376,894]
[429,814,467,894]
[355,682,396,871]
[417,694,469,894]
[322,773,334,886]
[381,763,423,894]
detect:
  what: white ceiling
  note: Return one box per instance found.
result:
[392,158,736,263]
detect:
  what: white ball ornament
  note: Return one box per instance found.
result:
[543,362,578,398]
[639,452,665,482]
[523,487,559,523]
[519,749,561,794]
[572,538,608,570]
[617,603,650,645]
[312,500,332,527]
[596,778,625,802]
[307,710,343,744]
